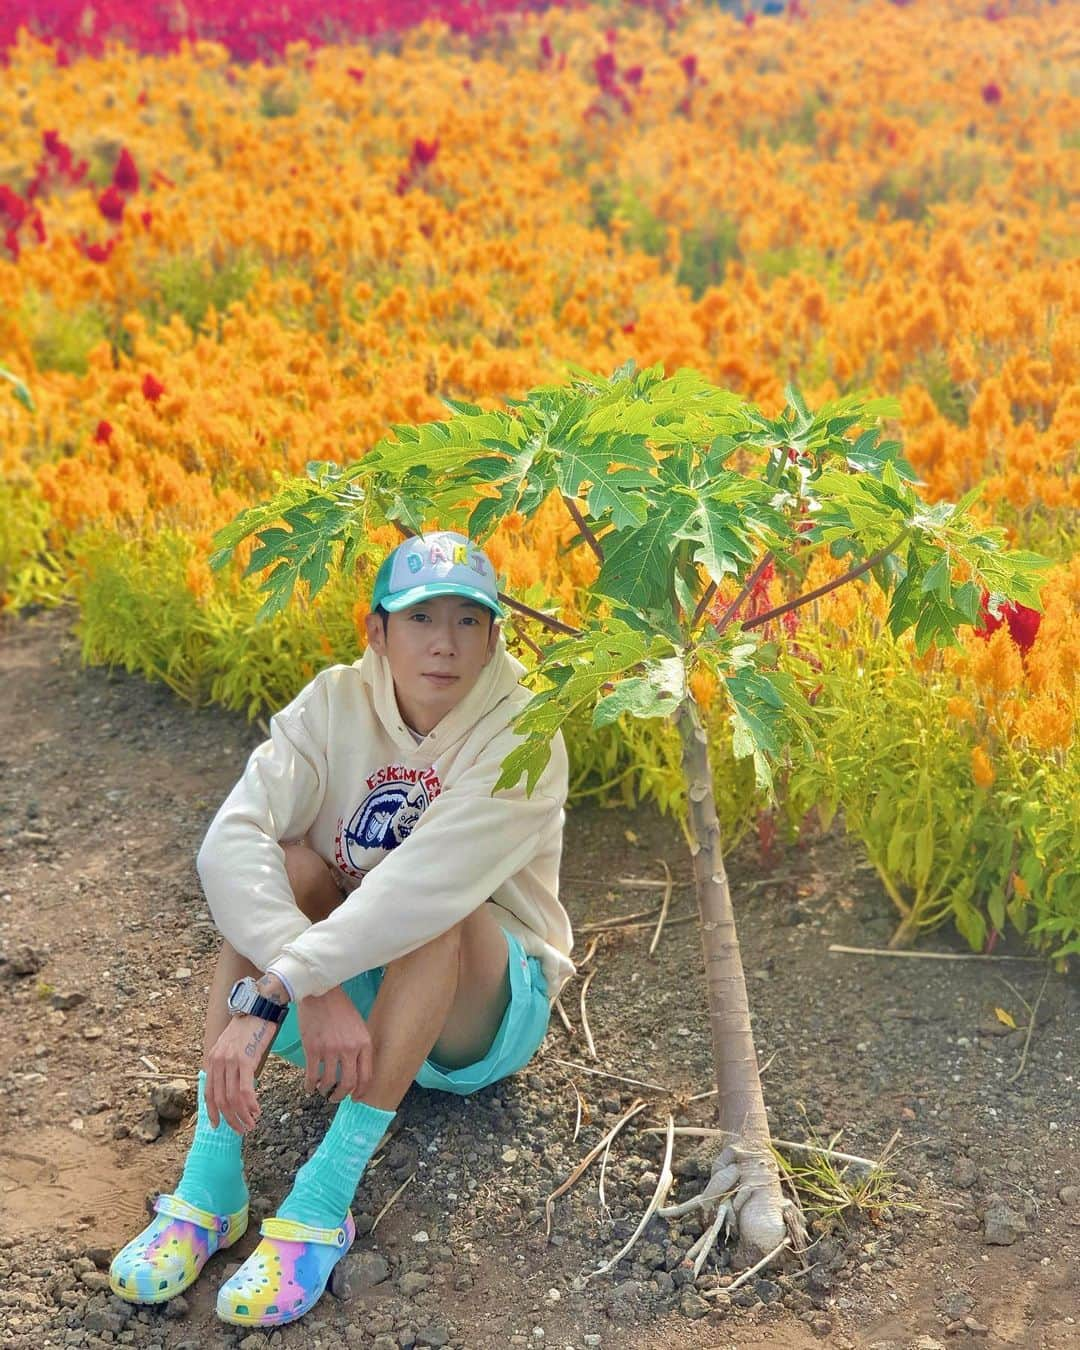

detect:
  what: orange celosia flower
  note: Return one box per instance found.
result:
[971,745,995,789]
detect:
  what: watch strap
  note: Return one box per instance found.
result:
[247,993,288,1025]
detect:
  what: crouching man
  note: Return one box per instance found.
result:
[109,531,574,1328]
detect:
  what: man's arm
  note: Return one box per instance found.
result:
[197,674,333,968]
[264,728,569,1002]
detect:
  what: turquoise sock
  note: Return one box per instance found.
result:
[278,1099,395,1228]
[174,1071,248,1215]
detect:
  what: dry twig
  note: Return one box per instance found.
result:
[648,860,674,957]
[1007,965,1052,1084]
[587,1114,675,1278]
[370,1170,416,1234]
[643,1126,881,1173]
[546,1058,675,1094]
[552,996,575,1039]
[829,944,1042,963]
[705,1238,791,1298]
[579,967,599,1061]
[544,1099,649,1237]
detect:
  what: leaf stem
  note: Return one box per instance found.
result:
[743,530,909,632]
[499,593,582,637]
[702,551,775,635]
[562,495,605,564]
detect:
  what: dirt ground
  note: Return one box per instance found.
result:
[1,608,1077,1350]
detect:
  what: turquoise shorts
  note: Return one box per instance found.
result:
[271,928,550,1096]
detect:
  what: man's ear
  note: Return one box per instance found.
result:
[365,611,386,652]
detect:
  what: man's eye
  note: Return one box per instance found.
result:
[410,612,429,621]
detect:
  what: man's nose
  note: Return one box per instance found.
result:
[428,620,457,654]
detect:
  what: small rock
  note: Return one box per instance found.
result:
[411,1230,430,1244]
[1058,1185,1078,1205]
[679,1291,709,1319]
[809,1314,833,1337]
[399,1271,432,1297]
[583,1338,602,1348]
[415,1330,449,1348]
[79,1271,111,1291]
[963,1316,989,1336]
[373,1339,398,1350]
[1,943,44,977]
[163,1294,190,1319]
[131,1109,161,1144]
[951,1157,978,1189]
[82,1025,105,1040]
[941,1291,973,1320]
[983,1194,1027,1246]
[636,1171,659,1198]
[149,1080,191,1123]
[755,1278,782,1304]
[51,991,87,1010]
[345,1251,390,1289]
[84,1246,112,1269]
[910,1337,946,1350]
[174,968,192,981]
[454,1273,473,1291]
[501,1148,519,1164]
[85,1309,125,1334]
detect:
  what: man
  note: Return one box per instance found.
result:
[110,530,574,1328]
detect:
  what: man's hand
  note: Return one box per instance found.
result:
[205,1014,275,1134]
[297,986,374,1104]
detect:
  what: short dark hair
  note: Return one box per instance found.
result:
[374,602,494,632]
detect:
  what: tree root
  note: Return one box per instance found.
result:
[658,1144,808,1274]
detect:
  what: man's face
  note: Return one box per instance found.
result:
[365,594,499,734]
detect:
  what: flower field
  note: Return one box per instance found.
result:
[1,0,1077,953]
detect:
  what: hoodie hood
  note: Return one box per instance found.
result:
[356,635,528,756]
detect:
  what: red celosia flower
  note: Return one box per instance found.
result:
[346,66,365,82]
[744,11,756,26]
[975,592,1041,654]
[680,54,697,82]
[113,147,140,194]
[623,64,644,87]
[621,321,636,333]
[140,210,153,229]
[0,185,27,226]
[98,185,126,222]
[142,373,165,402]
[539,34,553,63]
[30,210,45,242]
[94,420,113,444]
[4,229,19,260]
[982,82,1003,104]
[411,137,439,167]
[593,51,618,89]
[81,237,116,263]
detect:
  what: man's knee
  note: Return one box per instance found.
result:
[282,842,341,923]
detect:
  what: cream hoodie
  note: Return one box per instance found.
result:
[196,640,575,1004]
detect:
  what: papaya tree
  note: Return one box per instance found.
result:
[211,362,1047,1270]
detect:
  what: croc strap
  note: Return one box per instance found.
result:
[153,1192,239,1236]
[260,1216,351,1248]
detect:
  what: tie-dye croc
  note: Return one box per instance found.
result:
[215,1212,356,1326]
[109,1192,248,1304]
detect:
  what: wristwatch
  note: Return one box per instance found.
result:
[227,976,288,1024]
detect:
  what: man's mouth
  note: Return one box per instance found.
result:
[423,673,459,685]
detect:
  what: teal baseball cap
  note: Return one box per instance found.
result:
[370,531,504,618]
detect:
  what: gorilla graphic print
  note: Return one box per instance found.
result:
[334,764,442,879]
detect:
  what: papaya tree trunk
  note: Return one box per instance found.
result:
[675,698,792,1260]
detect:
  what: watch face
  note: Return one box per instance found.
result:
[228,977,253,1013]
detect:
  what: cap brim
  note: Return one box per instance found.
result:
[381,582,504,617]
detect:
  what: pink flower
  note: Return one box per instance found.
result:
[982,81,1003,104]
[623,64,644,87]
